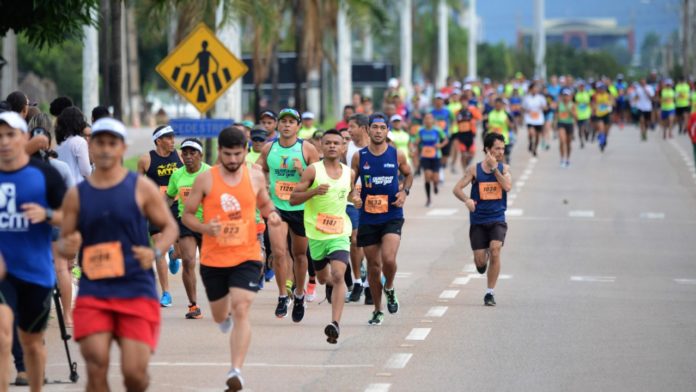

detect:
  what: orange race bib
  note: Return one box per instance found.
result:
[479,182,502,201]
[421,146,437,158]
[217,220,249,247]
[410,124,420,135]
[437,120,447,130]
[530,111,541,120]
[274,181,296,201]
[365,194,389,214]
[559,111,570,120]
[179,186,192,202]
[491,127,503,135]
[82,241,125,280]
[316,213,344,234]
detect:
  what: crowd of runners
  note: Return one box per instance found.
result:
[1,70,695,391]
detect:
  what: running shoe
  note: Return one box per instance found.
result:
[71,265,82,280]
[264,268,275,282]
[275,296,290,318]
[168,247,180,274]
[306,282,317,302]
[225,368,244,392]
[160,291,172,308]
[368,310,384,325]
[384,288,399,314]
[291,294,305,323]
[218,315,233,333]
[326,284,333,304]
[364,286,374,305]
[325,321,340,344]
[484,293,496,306]
[349,283,363,302]
[185,304,202,319]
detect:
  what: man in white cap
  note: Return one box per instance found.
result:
[0,111,67,391]
[298,112,318,140]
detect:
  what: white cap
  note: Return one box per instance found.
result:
[453,81,462,89]
[390,114,403,123]
[301,111,314,120]
[388,78,399,88]
[464,76,475,83]
[387,130,394,140]
[151,125,175,142]
[92,118,127,140]
[435,92,447,100]
[463,84,473,91]
[0,111,28,132]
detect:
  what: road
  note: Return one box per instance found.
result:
[16,124,696,391]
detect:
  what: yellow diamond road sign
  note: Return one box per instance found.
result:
[156,23,248,114]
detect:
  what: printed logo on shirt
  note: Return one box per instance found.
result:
[156,162,179,177]
[370,176,394,186]
[0,183,29,231]
[280,156,289,169]
[383,163,396,168]
[220,193,242,220]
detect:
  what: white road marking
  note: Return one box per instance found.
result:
[520,174,529,181]
[395,272,412,278]
[452,276,471,285]
[506,208,524,217]
[469,274,512,280]
[569,210,595,218]
[674,279,696,285]
[570,276,616,283]
[144,362,374,369]
[439,290,460,299]
[384,353,413,369]
[425,306,448,317]
[365,383,392,392]
[463,264,476,273]
[515,181,525,188]
[406,328,432,341]
[639,212,665,219]
[426,208,459,216]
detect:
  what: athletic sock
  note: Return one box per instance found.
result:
[425,182,431,199]
[485,288,494,295]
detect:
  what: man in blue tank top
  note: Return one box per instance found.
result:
[137,124,183,308]
[453,132,512,306]
[350,113,413,326]
[57,118,178,391]
[0,111,67,390]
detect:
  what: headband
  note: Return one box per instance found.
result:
[181,140,203,153]
[152,126,175,142]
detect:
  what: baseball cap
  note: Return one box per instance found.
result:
[463,84,473,91]
[152,125,175,142]
[456,109,473,123]
[434,93,447,100]
[453,81,462,89]
[180,138,203,153]
[260,110,277,121]
[241,120,254,129]
[561,88,573,96]
[301,111,315,120]
[278,108,301,122]
[0,111,28,132]
[91,117,127,140]
[250,127,268,141]
[390,114,403,123]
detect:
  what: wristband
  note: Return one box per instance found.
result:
[152,247,163,260]
[45,208,54,223]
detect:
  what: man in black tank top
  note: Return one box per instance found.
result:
[137,125,183,308]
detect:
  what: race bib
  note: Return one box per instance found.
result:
[459,121,471,132]
[437,120,447,130]
[217,220,248,247]
[663,98,673,106]
[578,103,588,110]
[479,182,502,201]
[316,213,344,234]
[530,111,541,120]
[274,181,296,201]
[82,241,125,280]
[179,186,192,202]
[365,194,389,214]
[511,104,521,112]
[678,92,687,99]
[491,127,503,134]
[598,104,610,114]
[421,146,437,158]
[410,124,420,135]
[559,111,570,120]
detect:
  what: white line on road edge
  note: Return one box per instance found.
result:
[515,181,525,188]
[674,279,696,285]
[570,276,616,283]
[463,264,476,273]
[425,306,448,317]
[406,328,432,341]
[384,353,413,369]
[506,208,524,217]
[569,210,595,218]
[639,212,665,219]
[142,362,375,369]
[469,274,512,280]
[452,276,471,285]
[395,272,413,278]
[439,290,460,299]
[426,208,459,216]
[365,383,392,392]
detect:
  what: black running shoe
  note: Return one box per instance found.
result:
[484,293,496,306]
[476,262,487,274]
[326,284,333,304]
[324,321,340,344]
[434,184,439,194]
[368,310,384,325]
[364,286,374,305]
[349,283,363,302]
[384,287,399,314]
[275,296,290,318]
[292,295,305,322]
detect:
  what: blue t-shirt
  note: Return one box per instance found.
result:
[470,162,507,225]
[431,108,451,135]
[547,84,561,100]
[418,128,446,159]
[0,158,66,287]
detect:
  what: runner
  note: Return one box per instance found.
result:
[259,110,278,141]
[675,77,691,134]
[298,112,317,140]
[137,124,183,307]
[486,97,515,164]
[346,114,370,304]
[632,78,655,142]
[166,138,211,319]
[0,111,66,391]
[181,126,280,391]
[290,129,356,343]
[574,81,592,148]
[351,112,413,325]
[659,79,676,140]
[245,126,267,165]
[454,90,483,170]
[57,117,178,391]
[687,109,696,164]
[431,93,451,181]
[257,108,320,321]
[389,115,412,168]
[557,89,576,167]
[522,82,547,157]
[417,112,448,207]
[592,82,614,152]
[453,132,512,306]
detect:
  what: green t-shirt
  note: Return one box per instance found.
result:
[675,83,690,108]
[304,161,352,240]
[298,126,317,140]
[661,88,676,111]
[246,149,261,165]
[575,91,591,120]
[166,163,210,220]
[557,101,575,124]
[267,139,306,211]
[390,129,411,160]
[487,110,510,144]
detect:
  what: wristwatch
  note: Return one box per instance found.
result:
[403,188,410,196]
[152,247,163,260]
[45,208,54,223]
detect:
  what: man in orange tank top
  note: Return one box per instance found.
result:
[182,127,281,392]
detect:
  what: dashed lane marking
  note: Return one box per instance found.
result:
[639,212,665,219]
[425,306,448,317]
[439,290,460,299]
[426,208,459,216]
[365,383,391,392]
[568,210,595,218]
[405,328,431,341]
[570,276,616,283]
[506,208,524,217]
[384,353,413,369]
[674,279,696,285]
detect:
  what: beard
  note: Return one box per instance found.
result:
[221,161,242,173]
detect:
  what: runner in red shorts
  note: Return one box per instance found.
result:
[58,118,178,392]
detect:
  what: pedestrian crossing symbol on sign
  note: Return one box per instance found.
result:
[156,23,248,114]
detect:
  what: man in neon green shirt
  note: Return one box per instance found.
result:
[246,127,267,165]
[675,77,691,134]
[660,79,676,139]
[298,111,318,140]
[290,129,356,344]
[166,138,211,319]
[389,115,412,167]
[574,81,592,148]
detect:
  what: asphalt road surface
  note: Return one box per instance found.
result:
[14,124,696,391]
